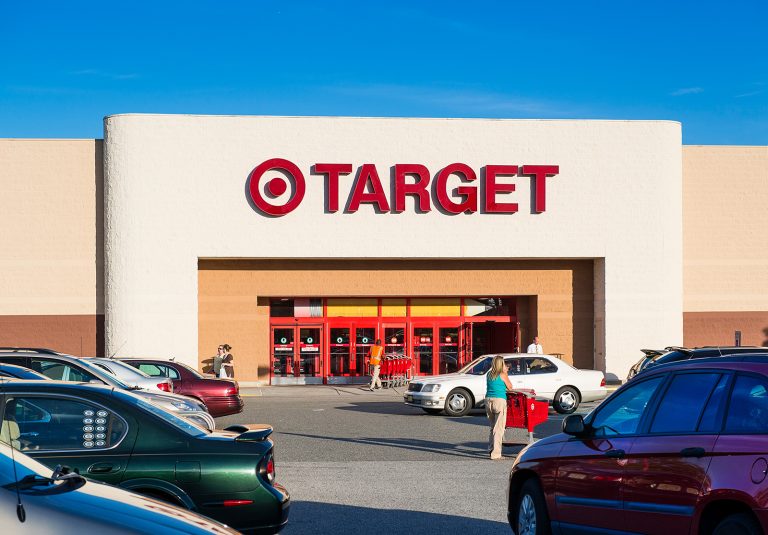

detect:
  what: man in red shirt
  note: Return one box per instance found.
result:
[368,339,384,391]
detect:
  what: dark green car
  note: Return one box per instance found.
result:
[0,380,289,533]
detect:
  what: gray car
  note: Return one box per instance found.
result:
[85,357,173,393]
[0,440,237,534]
[0,348,215,430]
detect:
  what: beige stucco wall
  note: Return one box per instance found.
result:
[683,146,768,312]
[0,139,104,355]
[683,146,768,347]
[198,259,595,383]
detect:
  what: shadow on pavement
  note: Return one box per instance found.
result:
[283,501,510,535]
[278,431,492,459]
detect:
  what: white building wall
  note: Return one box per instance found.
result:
[104,115,682,379]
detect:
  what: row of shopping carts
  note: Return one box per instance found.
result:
[379,355,412,388]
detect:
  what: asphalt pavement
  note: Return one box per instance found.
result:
[216,386,601,535]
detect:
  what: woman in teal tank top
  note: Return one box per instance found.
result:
[486,355,514,460]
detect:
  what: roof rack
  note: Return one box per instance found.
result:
[0,347,61,355]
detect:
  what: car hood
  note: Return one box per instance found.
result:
[411,373,474,384]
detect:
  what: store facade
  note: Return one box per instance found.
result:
[101,115,684,383]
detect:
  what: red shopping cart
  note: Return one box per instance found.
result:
[504,389,549,444]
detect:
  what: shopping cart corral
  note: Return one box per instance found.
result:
[380,355,412,388]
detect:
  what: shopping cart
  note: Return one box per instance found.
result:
[381,355,413,388]
[504,389,549,444]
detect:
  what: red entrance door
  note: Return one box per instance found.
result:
[271,325,323,384]
[327,322,377,384]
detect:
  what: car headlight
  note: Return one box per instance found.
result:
[422,384,441,392]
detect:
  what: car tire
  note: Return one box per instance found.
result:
[422,408,443,415]
[444,388,472,417]
[713,513,762,535]
[553,386,580,414]
[516,479,551,535]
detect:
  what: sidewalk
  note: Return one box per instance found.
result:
[239,385,407,398]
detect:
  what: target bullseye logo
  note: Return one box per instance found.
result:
[248,158,305,216]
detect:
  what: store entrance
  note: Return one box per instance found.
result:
[327,322,376,384]
[271,325,323,385]
[412,324,461,376]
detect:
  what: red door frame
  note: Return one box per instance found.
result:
[325,318,379,382]
[270,323,324,383]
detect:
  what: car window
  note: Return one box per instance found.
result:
[465,358,492,375]
[591,377,663,436]
[649,373,721,433]
[31,358,97,382]
[697,375,730,433]
[137,363,164,377]
[524,357,556,375]
[0,357,26,367]
[505,358,523,375]
[174,362,203,379]
[4,396,127,451]
[164,365,180,380]
[724,375,768,433]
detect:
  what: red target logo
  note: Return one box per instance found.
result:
[247,158,305,216]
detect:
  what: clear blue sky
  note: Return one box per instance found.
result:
[1,1,766,144]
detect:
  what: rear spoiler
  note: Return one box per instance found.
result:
[224,424,273,442]
[640,349,665,358]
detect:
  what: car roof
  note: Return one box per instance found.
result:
[0,378,117,393]
[641,353,768,375]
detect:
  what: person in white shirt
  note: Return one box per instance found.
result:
[527,336,543,354]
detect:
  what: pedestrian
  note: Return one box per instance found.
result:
[221,343,234,378]
[367,339,384,391]
[486,355,513,460]
[212,345,224,377]
[526,336,543,354]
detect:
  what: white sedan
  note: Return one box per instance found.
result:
[404,353,607,416]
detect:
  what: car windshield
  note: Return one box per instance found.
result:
[459,357,493,375]
[133,397,207,437]
[97,359,152,379]
[76,359,134,390]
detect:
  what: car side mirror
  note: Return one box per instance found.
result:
[562,414,585,436]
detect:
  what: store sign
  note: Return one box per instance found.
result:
[247,158,559,216]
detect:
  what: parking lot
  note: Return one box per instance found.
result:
[217,386,600,535]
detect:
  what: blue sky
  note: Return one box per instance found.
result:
[1,1,766,144]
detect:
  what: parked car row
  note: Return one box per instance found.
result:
[0,347,286,534]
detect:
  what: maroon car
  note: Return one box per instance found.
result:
[508,354,768,535]
[121,358,244,417]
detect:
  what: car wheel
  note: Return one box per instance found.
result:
[422,408,443,415]
[517,479,551,535]
[553,386,580,414]
[713,513,762,535]
[444,388,472,417]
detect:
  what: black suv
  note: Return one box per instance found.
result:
[633,345,768,378]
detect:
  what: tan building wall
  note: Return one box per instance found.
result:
[683,146,768,347]
[0,139,104,355]
[198,259,594,383]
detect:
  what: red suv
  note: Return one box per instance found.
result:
[508,354,768,535]
[121,358,244,417]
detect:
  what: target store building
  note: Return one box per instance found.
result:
[1,115,766,384]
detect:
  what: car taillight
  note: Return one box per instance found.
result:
[223,500,253,507]
[600,377,606,387]
[224,386,237,396]
[157,382,171,392]
[258,453,275,485]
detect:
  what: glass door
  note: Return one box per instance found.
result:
[354,325,377,379]
[271,325,323,384]
[412,326,435,375]
[329,326,351,381]
[271,327,295,384]
[299,326,323,384]
[383,325,406,357]
[439,326,459,374]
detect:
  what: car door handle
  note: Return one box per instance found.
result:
[604,449,625,459]
[680,447,706,458]
[88,463,120,474]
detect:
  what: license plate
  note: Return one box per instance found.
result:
[406,395,413,402]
